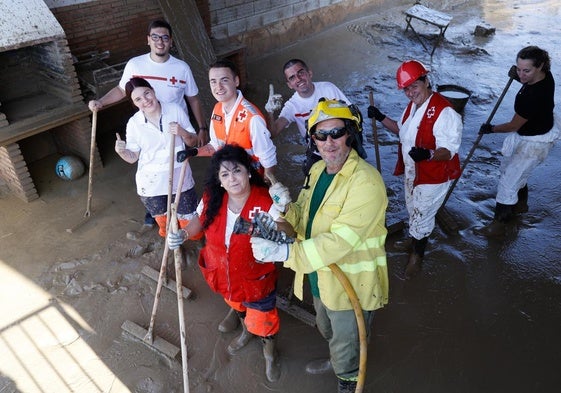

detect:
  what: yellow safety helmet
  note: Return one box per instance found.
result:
[307,98,360,135]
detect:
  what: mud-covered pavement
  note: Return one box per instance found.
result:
[1,1,561,392]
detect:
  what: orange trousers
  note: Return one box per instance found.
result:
[224,299,280,338]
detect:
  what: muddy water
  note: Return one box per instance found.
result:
[246,1,561,392]
[2,1,561,393]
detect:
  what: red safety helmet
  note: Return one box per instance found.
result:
[396,60,429,89]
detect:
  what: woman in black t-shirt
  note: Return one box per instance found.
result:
[476,46,559,237]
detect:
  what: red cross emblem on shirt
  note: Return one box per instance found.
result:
[427,106,436,118]
[248,206,263,220]
[237,109,248,122]
[169,76,178,85]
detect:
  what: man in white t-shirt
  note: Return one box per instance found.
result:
[265,59,365,175]
[88,20,208,231]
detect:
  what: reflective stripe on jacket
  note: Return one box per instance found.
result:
[283,150,389,311]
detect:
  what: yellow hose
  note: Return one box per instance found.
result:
[328,263,367,393]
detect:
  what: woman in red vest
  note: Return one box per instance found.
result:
[367,60,463,279]
[167,144,282,382]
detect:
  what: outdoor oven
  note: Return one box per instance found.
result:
[0,0,99,202]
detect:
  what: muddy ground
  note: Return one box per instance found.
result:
[1,1,561,392]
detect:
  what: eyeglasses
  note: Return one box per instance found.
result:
[312,127,348,141]
[150,34,170,43]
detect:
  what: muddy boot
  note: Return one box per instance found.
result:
[405,237,428,279]
[337,379,357,393]
[405,253,423,279]
[125,243,150,258]
[514,185,529,214]
[474,220,506,237]
[393,237,413,252]
[218,308,240,333]
[262,336,281,382]
[475,203,513,237]
[227,316,253,354]
[305,358,332,375]
[126,223,155,241]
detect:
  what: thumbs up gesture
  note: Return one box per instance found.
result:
[115,133,126,154]
[265,84,283,113]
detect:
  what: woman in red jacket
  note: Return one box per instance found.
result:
[167,144,282,382]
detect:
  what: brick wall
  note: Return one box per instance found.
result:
[34,39,84,104]
[207,0,381,57]
[50,0,384,61]
[0,144,39,202]
[51,0,163,64]
[209,0,345,39]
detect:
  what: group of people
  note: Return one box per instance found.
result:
[366,45,557,274]
[88,18,556,392]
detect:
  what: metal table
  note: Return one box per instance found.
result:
[404,4,452,56]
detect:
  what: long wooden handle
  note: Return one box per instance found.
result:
[440,73,515,209]
[145,156,189,344]
[368,91,382,171]
[145,134,183,344]
[84,110,97,217]
[170,159,190,393]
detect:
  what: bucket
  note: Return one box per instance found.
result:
[437,84,471,113]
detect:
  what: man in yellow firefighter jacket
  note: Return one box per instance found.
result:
[251,99,389,393]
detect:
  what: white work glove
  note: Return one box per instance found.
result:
[115,133,126,154]
[269,182,291,212]
[265,84,283,113]
[167,229,186,250]
[250,237,289,262]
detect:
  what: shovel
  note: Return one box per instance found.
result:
[66,110,99,233]
[436,66,518,232]
[368,90,382,171]
[365,88,407,236]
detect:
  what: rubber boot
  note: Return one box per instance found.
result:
[126,210,156,240]
[305,359,332,375]
[514,185,529,214]
[262,336,281,382]
[405,237,428,279]
[475,203,513,237]
[227,316,253,354]
[218,308,240,333]
[474,220,506,237]
[393,237,413,252]
[337,379,358,393]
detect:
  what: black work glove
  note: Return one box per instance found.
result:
[508,65,521,82]
[367,105,386,122]
[479,123,494,134]
[408,147,432,162]
[176,147,198,162]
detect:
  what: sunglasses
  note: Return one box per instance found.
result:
[150,34,170,43]
[312,127,348,141]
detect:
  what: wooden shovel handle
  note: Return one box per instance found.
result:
[368,91,382,171]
